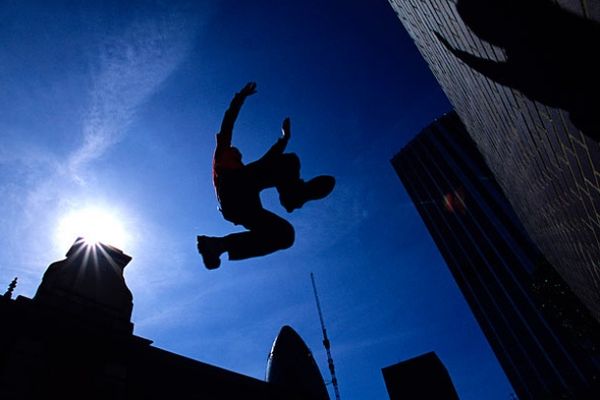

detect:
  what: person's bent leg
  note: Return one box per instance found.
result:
[244,152,335,212]
[245,153,302,191]
[244,153,308,211]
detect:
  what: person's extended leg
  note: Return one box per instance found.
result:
[226,209,295,260]
[197,209,294,269]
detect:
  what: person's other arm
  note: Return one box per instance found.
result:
[261,117,291,159]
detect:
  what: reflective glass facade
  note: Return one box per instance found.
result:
[392,112,599,399]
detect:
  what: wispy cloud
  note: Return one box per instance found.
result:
[0,11,197,294]
[68,14,192,180]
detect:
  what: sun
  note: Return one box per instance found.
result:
[55,206,130,251]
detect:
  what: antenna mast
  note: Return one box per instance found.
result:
[310,273,341,400]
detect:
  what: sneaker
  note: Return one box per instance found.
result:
[196,235,222,270]
[283,175,335,212]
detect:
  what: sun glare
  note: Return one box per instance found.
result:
[55,207,130,251]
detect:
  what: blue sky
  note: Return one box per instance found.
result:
[0,1,515,398]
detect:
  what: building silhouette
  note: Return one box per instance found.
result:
[388,0,600,324]
[0,238,326,399]
[392,112,600,399]
[381,352,459,400]
[267,325,330,400]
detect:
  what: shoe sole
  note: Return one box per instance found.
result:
[304,176,335,201]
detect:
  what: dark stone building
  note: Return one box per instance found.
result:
[0,238,320,399]
[388,0,600,324]
[381,352,459,400]
[392,112,600,399]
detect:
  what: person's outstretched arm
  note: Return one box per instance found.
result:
[261,117,291,159]
[217,82,257,148]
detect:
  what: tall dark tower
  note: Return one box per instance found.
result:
[388,0,600,324]
[392,112,600,399]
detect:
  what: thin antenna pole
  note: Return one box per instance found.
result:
[310,273,341,400]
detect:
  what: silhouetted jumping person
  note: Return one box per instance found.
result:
[197,82,335,269]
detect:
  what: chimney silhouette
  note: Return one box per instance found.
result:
[34,237,134,333]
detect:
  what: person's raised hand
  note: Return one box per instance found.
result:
[239,82,257,97]
[282,117,291,141]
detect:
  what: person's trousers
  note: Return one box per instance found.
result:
[218,153,302,260]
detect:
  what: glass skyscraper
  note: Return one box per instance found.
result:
[393,112,599,399]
